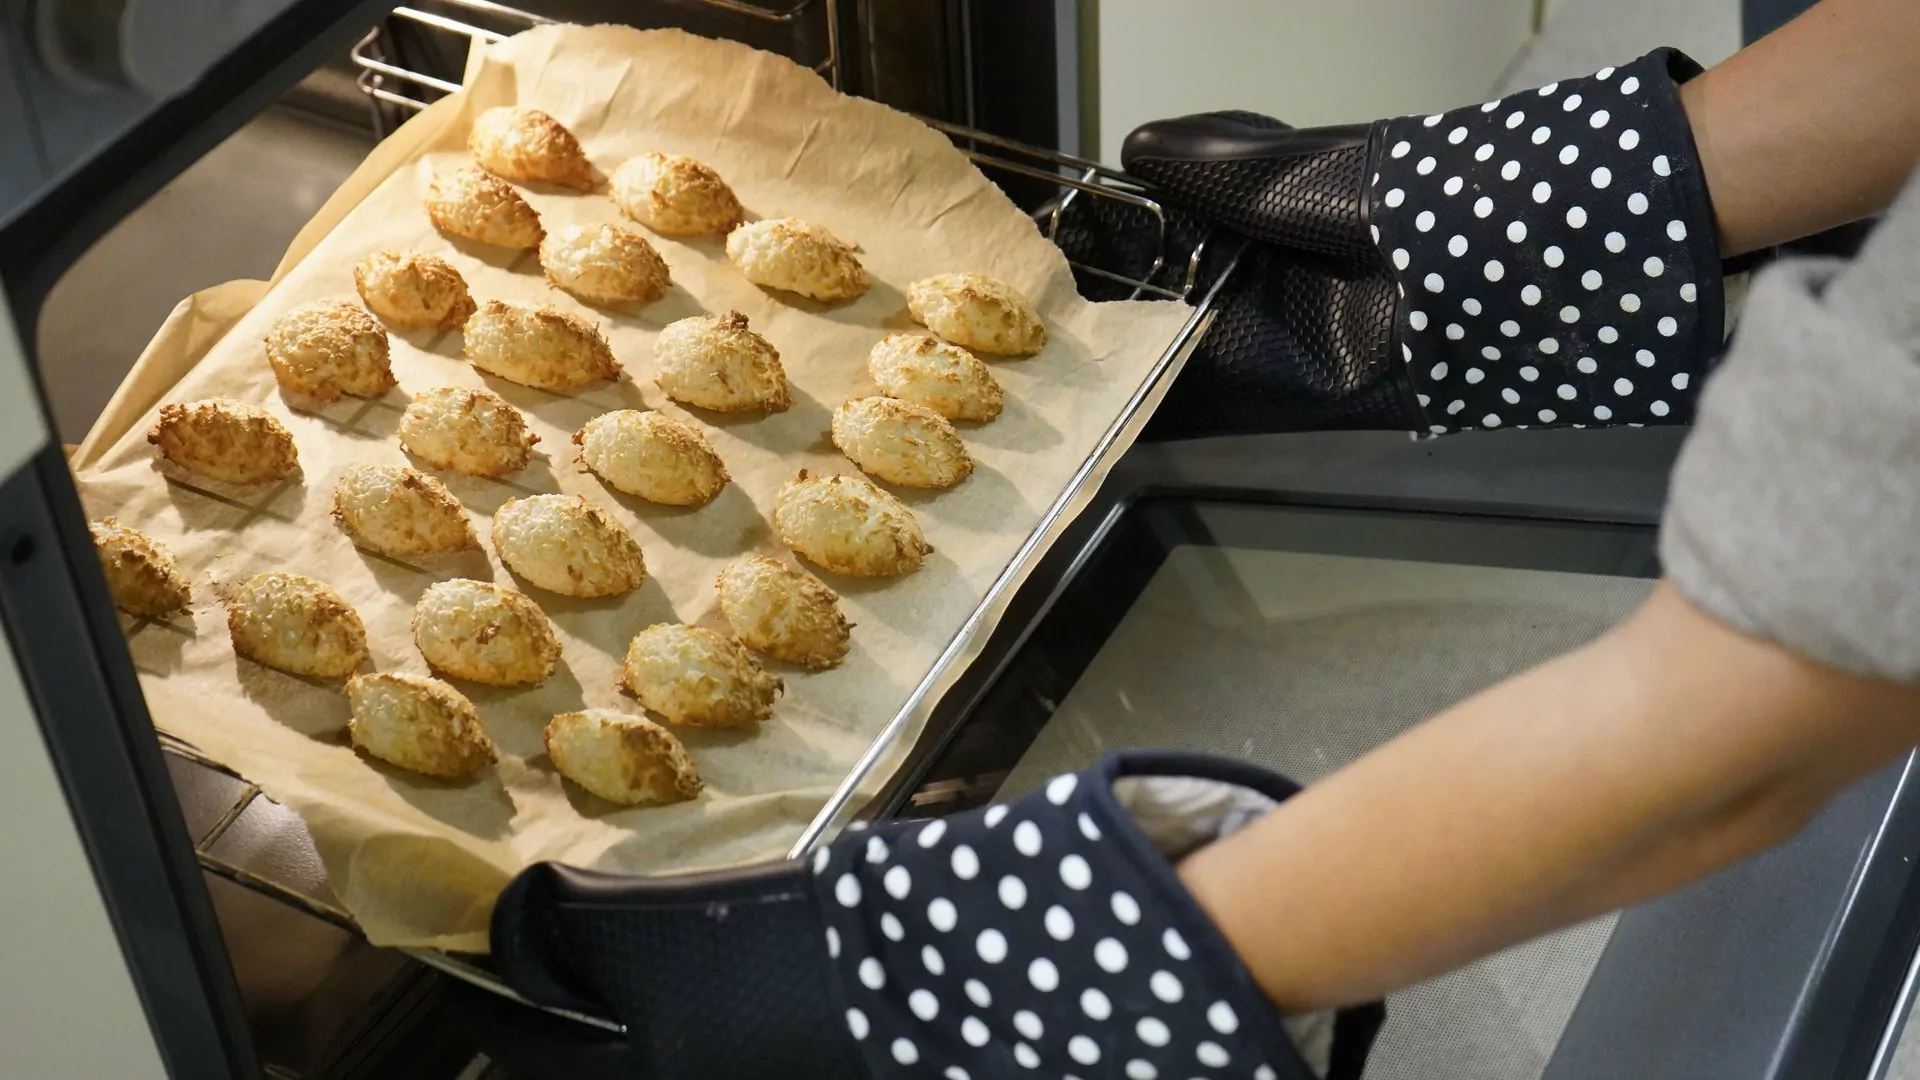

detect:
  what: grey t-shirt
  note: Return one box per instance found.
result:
[1661,171,1920,682]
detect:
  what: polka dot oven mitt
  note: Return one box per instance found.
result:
[818,750,1383,1080]
[488,750,1384,1080]
[1123,47,1724,435]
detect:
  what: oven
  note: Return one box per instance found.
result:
[4,3,1920,1079]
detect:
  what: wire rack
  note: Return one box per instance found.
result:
[156,0,1239,1031]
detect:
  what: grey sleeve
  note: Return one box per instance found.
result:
[1660,171,1920,682]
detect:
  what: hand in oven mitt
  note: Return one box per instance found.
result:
[1122,48,1727,439]
[487,750,1385,1079]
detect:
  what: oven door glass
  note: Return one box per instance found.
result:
[898,496,1659,1080]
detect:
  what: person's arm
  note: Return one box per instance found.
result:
[1178,583,1920,1010]
[1681,0,1920,254]
[1181,71,1920,1010]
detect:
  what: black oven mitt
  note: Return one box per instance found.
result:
[487,750,1385,1080]
[1118,48,1727,438]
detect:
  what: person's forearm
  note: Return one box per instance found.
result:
[1681,0,1920,254]
[1179,583,1920,1011]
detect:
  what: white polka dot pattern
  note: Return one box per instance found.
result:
[809,755,1352,1080]
[1370,48,1719,431]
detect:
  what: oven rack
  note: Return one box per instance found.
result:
[154,0,1239,1030]
[161,731,631,1033]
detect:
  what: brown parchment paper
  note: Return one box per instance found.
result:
[69,24,1193,951]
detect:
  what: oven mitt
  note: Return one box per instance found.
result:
[489,750,1386,1080]
[1123,47,1726,437]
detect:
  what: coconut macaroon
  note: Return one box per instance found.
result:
[353,251,477,329]
[906,272,1046,357]
[574,410,728,507]
[90,518,192,618]
[263,301,395,401]
[412,578,560,687]
[773,471,931,578]
[426,164,543,249]
[830,396,974,490]
[653,311,790,413]
[540,222,671,306]
[491,494,647,598]
[345,673,496,778]
[148,398,298,485]
[610,151,743,236]
[725,218,869,302]
[715,555,851,670]
[544,709,702,806]
[867,333,1004,422]
[468,107,594,189]
[463,300,620,392]
[331,463,475,557]
[224,571,368,679]
[619,623,781,727]
[397,386,538,478]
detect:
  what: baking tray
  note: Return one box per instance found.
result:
[146,0,1240,1024]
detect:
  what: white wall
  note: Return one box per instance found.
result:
[1094,0,1539,164]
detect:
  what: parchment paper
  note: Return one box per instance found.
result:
[70,24,1192,950]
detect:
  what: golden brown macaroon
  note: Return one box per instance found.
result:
[574,410,728,507]
[331,463,476,556]
[397,386,538,478]
[619,623,782,727]
[412,578,560,687]
[653,311,790,413]
[540,223,671,306]
[468,107,594,189]
[353,251,477,329]
[90,518,192,618]
[345,672,496,778]
[906,272,1046,357]
[224,571,368,679]
[148,398,298,485]
[263,301,395,401]
[725,218,869,302]
[491,493,647,598]
[544,709,702,806]
[425,164,544,249]
[715,555,852,670]
[867,333,1005,422]
[610,151,743,236]
[773,471,931,578]
[463,300,620,392]
[830,396,974,490]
